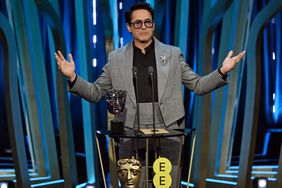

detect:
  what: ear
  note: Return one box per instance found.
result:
[126,24,132,33]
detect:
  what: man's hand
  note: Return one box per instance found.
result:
[221,50,246,74]
[54,51,76,82]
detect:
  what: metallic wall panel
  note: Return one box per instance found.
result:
[74,0,100,186]
[174,0,189,59]
[238,0,282,187]
[0,13,31,188]
[208,3,236,177]
[10,0,47,177]
[23,0,59,179]
[192,1,233,187]
[35,0,78,187]
[209,0,252,177]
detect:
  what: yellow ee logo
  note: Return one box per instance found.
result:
[153,157,172,188]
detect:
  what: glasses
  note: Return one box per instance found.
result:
[131,19,154,29]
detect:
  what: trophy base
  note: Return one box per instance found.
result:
[110,119,124,136]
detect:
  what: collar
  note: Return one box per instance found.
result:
[133,38,155,53]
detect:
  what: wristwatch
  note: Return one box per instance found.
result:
[218,66,228,80]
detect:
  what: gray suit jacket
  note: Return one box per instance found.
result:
[69,38,227,129]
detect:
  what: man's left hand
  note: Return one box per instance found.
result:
[221,50,246,74]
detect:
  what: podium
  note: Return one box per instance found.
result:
[96,129,196,188]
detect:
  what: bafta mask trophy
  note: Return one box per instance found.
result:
[117,157,142,188]
[106,89,127,135]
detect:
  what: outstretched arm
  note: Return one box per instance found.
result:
[181,49,246,95]
[54,50,112,103]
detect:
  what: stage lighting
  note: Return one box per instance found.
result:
[0,181,14,188]
[0,182,8,188]
[252,177,268,188]
[84,183,95,188]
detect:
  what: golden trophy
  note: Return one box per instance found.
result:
[117,157,141,188]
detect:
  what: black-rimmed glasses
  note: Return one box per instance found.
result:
[131,19,154,29]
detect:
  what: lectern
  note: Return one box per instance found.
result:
[96,129,196,188]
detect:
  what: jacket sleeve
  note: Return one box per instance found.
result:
[68,54,113,103]
[178,48,228,95]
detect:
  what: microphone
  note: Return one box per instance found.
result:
[132,66,141,134]
[148,66,156,134]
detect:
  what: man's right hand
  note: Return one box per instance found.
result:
[54,50,76,82]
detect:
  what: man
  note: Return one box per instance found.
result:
[55,2,245,187]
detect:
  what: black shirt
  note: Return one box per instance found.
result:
[133,39,158,103]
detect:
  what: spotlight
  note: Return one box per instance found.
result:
[252,177,268,188]
[0,182,8,188]
[0,181,14,188]
[84,183,95,188]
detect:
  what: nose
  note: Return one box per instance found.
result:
[127,172,132,180]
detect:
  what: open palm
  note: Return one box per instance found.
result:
[221,50,246,74]
[54,51,76,81]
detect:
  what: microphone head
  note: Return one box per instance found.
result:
[148,66,154,74]
[132,66,138,77]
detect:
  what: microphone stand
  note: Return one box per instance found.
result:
[132,67,141,159]
[148,66,156,134]
[132,67,141,135]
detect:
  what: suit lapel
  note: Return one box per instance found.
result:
[155,39,170,102]
[119,42,136,105]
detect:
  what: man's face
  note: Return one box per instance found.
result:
[127,9,154,44]
[118,163,141,188]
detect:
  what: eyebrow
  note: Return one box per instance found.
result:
[132,18,153,22]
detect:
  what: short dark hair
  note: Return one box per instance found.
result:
[124,2,154,24]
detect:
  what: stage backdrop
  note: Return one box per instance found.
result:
[0,0,281,188]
